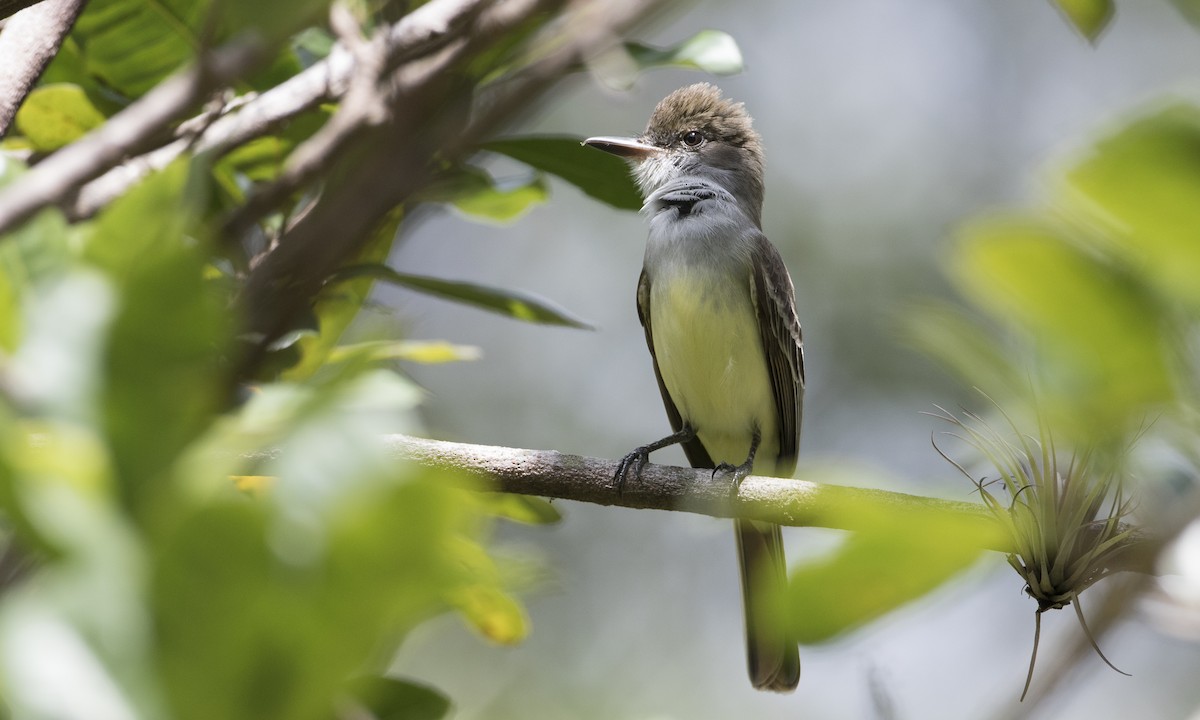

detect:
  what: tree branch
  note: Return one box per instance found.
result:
[380,435,1161,575]
[70,0,489,221]
[231,0,662,379]
[0,36,267,236]
[0,0,87,136]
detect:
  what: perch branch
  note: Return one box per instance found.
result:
[381,435,1161,574]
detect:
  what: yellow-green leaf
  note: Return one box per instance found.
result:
[479,493,562,525]
[449,584,530,645]
[451,175,548,225]
[789,496,990,644]
[485,136,643,211]
[1063,103,1200,309]
[1051,0,1114,42]
[901,300,1022,399]
[331,264,595,329]
[327,340,482,365]
[625,30,744,76]
[349,677,451,720]
[1168,0,1200,29]
[15,84,106,152]
[594,30,745,90]
[281,208,402,381]
[952,217,1173,433]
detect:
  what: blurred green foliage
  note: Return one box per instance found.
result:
[0,155,531,718]
[885,101,1200,691]
[1053,0,1115,41]
[939,103,1200,445]
[802,103,1200,647]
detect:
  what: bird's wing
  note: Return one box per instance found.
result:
[747,231,805,475]
[636,268,715,468]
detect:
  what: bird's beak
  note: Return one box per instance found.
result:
[583,136,661,160]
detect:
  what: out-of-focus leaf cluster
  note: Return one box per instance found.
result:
[787,102,1200,648]
[0,155,558,719]
[927,103,1200,447]
[895,102,1200,693]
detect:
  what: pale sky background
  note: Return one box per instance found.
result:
[383,1,1200,718]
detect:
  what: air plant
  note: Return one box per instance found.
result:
[930,402,1138,701]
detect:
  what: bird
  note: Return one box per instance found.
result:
[584,83,805,692]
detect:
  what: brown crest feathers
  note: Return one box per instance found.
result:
[644,83,762,155]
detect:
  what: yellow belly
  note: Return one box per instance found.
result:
[650,270,781,475]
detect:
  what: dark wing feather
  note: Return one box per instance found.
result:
[636,269,714,469]
[743,231,805,691]
[747,232,805,476]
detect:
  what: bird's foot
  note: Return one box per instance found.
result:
[614,446,653,495]
[713,458,755,500]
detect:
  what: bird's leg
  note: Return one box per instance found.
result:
[714,427,762,498]
[614,425,698,494]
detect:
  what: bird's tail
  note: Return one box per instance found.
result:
[735,518,800,692]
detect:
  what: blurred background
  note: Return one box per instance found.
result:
[382,1,1200,718]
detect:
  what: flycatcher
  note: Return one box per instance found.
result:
[584,84,805,692]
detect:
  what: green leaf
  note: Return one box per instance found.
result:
[281,207,402,381]
[453,177,546,224]
[1062,103,1200,310]
[0,466,165,718]
[84,160,230,520]
[223,0,327,42]
[788,495,989,644]
[0,158,72,351]
[14,84,107,152]
[484,136,642,211]
[221,136,291,183]
[68,0,319,99]
[327,340,482,365]
[1051,0,1115,42]
[1168,0,1200,28]
[350,677,451,720]
[625,30,744,76]
[449,583,530,645]
[900,300,1022,399]
[592,30,744,91]
[952,217,1174,435]
[8,273,115,424]
[293,27,335,62]
[155,466,477,720]
[71,0,216,97]
[333,264,595,329]
[480,493,562,525]
[423,166,548,224]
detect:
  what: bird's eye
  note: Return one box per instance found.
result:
[681,130,704,147]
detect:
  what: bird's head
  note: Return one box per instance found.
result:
[585,83,765,224]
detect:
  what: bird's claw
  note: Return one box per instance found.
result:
[614,446,652,495]
[713,460,754,499]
